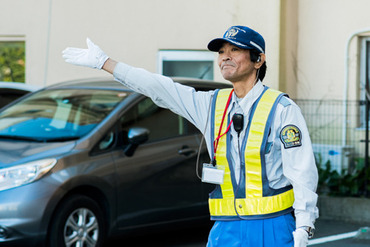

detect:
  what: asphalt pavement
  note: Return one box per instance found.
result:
[107,218,370,246]
[308,218,370,247]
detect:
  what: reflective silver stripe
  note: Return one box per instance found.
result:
[228,40,248,49]
[250,41,264,53]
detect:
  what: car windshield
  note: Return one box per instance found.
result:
[0,88,130,142]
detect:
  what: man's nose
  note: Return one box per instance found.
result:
[222,55,231,61]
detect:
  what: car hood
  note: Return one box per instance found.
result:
[0,139,76,167]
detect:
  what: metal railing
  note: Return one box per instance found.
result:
[294,100,366,172]
[295,99,369,196]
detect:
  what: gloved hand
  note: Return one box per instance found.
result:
[293,228,309,247]
[62,38,109,69]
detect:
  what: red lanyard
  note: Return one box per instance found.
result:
[213,89,234,158]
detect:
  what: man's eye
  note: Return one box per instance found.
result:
[218,50,224,54]
[232,47,239,51]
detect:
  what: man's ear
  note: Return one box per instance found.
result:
[255,53,265,69]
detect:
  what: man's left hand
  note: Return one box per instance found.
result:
[293,228,309,247]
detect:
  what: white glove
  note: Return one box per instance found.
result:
[293,228,309,247]
[62,38,109,69]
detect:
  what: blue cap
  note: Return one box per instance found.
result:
[208,26,265,53]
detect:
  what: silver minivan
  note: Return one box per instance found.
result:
[0,78,231,247]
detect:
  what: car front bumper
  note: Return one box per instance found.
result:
[0,178,60,246]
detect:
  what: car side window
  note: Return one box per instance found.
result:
[0,92,27,108]
[90,129,116,155]
[120,97,198,143]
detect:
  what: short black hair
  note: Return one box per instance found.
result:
[250,49,267,81]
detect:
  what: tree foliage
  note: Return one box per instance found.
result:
[0,42,25,82]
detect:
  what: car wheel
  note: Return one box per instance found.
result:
[48,194,106,247]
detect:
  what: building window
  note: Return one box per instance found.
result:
[157,50,214,80]
[360,38,370,128]
[0,39,25,82]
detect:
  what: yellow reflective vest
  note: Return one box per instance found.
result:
[209,87,295,220]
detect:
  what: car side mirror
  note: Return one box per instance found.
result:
[124,127,149,157]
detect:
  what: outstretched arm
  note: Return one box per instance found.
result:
[62,38,215,140]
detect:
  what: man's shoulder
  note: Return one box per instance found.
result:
[279,95,292,107]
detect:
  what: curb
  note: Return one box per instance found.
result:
[318,195,370,224]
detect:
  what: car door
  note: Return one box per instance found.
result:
[114,96,211,229]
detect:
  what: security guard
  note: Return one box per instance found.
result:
[63,25,319,247]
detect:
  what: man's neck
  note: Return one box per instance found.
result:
[232,78,258,98]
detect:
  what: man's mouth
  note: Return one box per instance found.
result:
[221,63,235,70]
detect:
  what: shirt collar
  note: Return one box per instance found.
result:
[228,80,265,116]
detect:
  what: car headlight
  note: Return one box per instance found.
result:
[0,158,57,191]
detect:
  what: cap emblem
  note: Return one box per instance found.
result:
[225,28,238,38]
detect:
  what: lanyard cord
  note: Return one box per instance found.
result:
[213,89,234,159]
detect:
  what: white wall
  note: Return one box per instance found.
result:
[3,0,370,101]
[296,0,370,100]
[1,0,281,88]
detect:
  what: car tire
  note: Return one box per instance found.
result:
[47,194,106,247]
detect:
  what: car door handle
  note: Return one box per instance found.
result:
[178,146,197,156]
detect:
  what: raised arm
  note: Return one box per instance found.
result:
[62,38,215,156]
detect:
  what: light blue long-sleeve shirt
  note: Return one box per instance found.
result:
[113,62,319,229]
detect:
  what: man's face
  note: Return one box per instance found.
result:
[217,42,255,83]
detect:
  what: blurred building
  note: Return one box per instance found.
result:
[1,0,370,168]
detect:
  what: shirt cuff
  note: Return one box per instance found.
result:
[295,207,319,229]
[113,62,133,83]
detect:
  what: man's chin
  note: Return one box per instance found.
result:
[222,74,237,83]
[221,72,234,81]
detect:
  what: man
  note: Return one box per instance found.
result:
[63,25,319,247]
